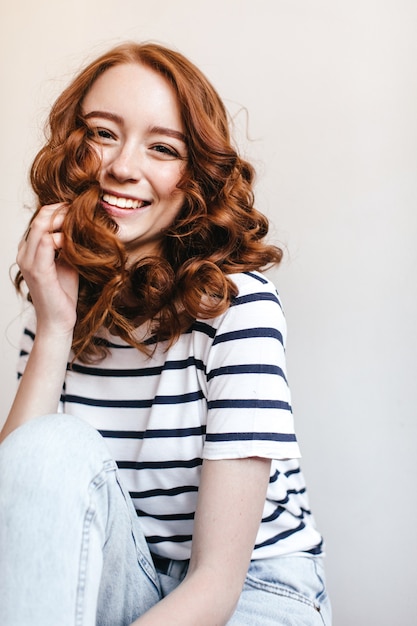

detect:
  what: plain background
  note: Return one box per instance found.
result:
[1,1,416,624]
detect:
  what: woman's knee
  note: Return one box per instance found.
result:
[0,413,113,487]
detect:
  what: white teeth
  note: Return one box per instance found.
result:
[116,197,127,208]
[102,193,145,209]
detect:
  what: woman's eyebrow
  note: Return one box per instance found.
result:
[82,113,187,144]
[149,126,187,144]
[83,110,123,124]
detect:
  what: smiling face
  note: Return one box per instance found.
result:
[81,62,187,261]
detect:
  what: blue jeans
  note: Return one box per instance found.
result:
[0,414,331,625]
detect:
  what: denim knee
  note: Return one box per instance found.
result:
[0,413,112,477]
[0,414,160,626]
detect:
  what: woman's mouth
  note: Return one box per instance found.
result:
[102,193,151,210]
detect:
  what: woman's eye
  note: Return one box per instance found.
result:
[97,129,114,140]
[151,144,179,158]
[87,127,115,141]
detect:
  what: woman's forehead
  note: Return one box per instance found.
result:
[82,63,185,132]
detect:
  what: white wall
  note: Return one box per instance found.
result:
[1,1,416,623]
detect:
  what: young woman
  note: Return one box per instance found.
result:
[0,43,331,625]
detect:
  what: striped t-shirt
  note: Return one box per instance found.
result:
[18,271,323,560]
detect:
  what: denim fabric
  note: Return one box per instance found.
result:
[0,414,160,626]
[153,555,331,625]
[230,555,331,625]
[0,414,331,625]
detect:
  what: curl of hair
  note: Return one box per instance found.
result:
[15,42,283,362]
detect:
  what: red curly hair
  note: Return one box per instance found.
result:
[16,42,282,362]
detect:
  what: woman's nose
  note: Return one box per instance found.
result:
[107,145,143,183]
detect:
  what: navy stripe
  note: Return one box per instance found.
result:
[24,327,35,341]
[131,485,198,498]
[306,538,324,555]
[269,466,301,485]
[153,390,204,404]
[232,292,281,308]
[207,363,287,383]
[262,504,309,524]
[208,399,291,410]
[212,327,283,346]
[255,521,306,549]
[100,426,206,439]
[269,470,279,484]
[243,271,269,284]
[241,273,283,309]
[146,534,192,545]
[136,509,195,521]
[299,506,312,517]
[189,321,217,338]
[69,357,205,378]
[67,395,153,408]
[205,432,297,443]
[262,506,286,523]
[69,363,162,377]
[117,458,202,470]
[160,357,205,373]
[274,487,307,506]
[285,467,302,478]
[65,390,204,408]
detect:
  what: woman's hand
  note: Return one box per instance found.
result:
[17,203,79,337]
[1,204,79,442]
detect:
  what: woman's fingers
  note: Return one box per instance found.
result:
[16,203,79,332]
[18,204,67,267]
[20,203,67,241]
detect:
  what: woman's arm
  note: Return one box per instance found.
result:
[132,455,271,626]
[0,204,78,443]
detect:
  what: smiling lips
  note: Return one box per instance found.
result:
[102,192,151,210]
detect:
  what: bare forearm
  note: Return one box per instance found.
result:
[131,458,271,625]
[0,330,72,443]
[131,567,240,626]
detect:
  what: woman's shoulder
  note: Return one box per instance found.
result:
[194,271,286,340]
[228,271,284,308]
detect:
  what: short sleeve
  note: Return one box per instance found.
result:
[202,272,301,461]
